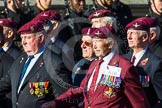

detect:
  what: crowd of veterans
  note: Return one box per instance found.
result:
[0,0,162,108]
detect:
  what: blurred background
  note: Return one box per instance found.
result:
[0,0,149,18]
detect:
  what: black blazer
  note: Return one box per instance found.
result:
[6,43,22,60]
[124,49,162,107]
[0,48,72,108]
[0,50,14,108]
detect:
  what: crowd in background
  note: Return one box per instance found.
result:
[0,0,161,108]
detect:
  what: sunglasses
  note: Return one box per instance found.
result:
[81,41,92,47]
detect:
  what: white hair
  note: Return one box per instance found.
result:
[150,26,161,40]
[35,30,47,39]
[101,16,117,32]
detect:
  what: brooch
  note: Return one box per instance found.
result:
[40,61,44,67]
[113,61,119,67]
[20,57,24,63]
[104,87,115,98]
[140,58,148,66]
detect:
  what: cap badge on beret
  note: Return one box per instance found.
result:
[42,13,48,16]
[93,12,100,17]
[87,28,91,35]
[133,23,140,28]
[30,26,35,32]
[94,31,102,36]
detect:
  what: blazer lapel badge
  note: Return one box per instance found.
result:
[140,58,148,66]
[20,57,24,63]
[40,61,44,67]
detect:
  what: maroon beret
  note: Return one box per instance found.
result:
[81,27,96,36]
[89,9,113,20]
[35,10,61,22]
[33,14,50,24]
[0,18,17,29]
[17,20,44,34]
[135,17,157,27]
[91,26,116,38]
[125,18,150,32]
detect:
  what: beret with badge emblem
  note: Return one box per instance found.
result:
[0,18,17,29]
[33,10,61,22]
[89,9,113,20]
[17,20,45,34]
[32,10,61,33]
[91,26,116,38]
[125,18,150,32]
[81,27,96,36]
[134,17,157,27]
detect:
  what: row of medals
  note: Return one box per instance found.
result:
[29,82,49,97]
[139,75,150,87]
[100,74,122,98]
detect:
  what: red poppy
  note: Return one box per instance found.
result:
[141,58,148,66]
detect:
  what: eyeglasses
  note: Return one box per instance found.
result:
[81,41,92,47]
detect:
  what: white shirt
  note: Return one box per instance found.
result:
[133,46,148,66]
[87,51,115,91]
[2,43,12,52]
[17,47,45,93]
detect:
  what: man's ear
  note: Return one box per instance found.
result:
[53,22,59,30]
[149,31,157,43]
[38,34,45,43]
[7,30,14,39]
[142,34,149,42]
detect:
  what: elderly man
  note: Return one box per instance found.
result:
[41,26,150,108]
[89,9,127,54]
[0,20,71,108]
[32,10,63,55]
[0,26,14,108]
[72,27,96,87]
[0,18,22,59]
[124,18,162,107]
[150,0,162,46]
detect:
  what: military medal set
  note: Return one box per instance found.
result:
[100,74,122,98]
[100,75,122,88]
[99,62,122,98]
[139,75,150,87]
[29,82,49,97]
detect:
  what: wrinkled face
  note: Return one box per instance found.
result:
[127,30,144,49]
[151,0,162,15]
[93,38,110,58]
[69,0,85,14]
[91,17,107,28]
[21,33,40,56]
[37,0,52,10]
[81,35,94,59]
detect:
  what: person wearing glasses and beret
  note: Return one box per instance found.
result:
[72,27,97,87]
[41,26,150,108]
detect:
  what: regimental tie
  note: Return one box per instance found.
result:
[88,58,104,97]
[131,55,136,64]
[18,56,34,89]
